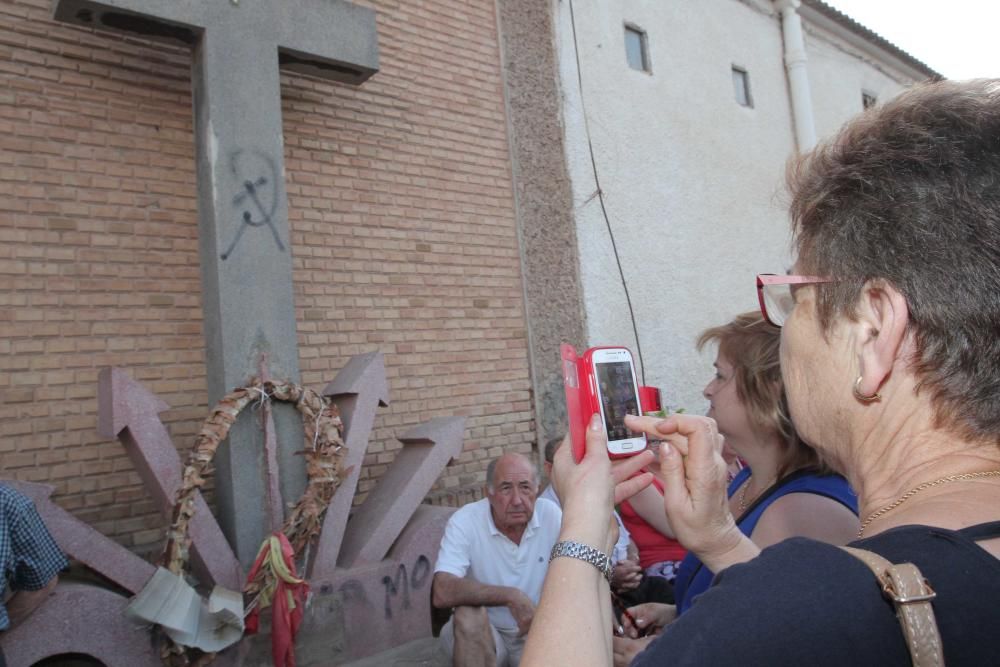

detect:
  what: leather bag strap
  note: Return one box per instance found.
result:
[841,546,944,667]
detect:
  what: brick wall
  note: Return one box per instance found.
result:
[0,0,534,558]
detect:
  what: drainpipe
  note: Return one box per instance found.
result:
[775,0,817,151]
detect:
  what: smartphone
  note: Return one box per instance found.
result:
[583,347,647,457]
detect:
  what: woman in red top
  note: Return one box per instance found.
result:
[618,475,686,581]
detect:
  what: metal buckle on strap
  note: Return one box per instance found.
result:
[880,574,937,604]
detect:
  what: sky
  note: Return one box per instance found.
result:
[820,0,1000,80]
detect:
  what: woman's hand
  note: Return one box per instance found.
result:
[610,558,642,592]
[553,414,655,552]
[520,417,655,667]
[621,602,676,638]
[612,635,656,667]
[624,414,747,568]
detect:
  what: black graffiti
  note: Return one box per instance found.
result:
[382,554,432,619]
[411,554,431,589]
[221,149,285,260]
[382,565,409,619]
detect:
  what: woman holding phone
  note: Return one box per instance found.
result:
[522,80,1000,666]
[618,312,857,596]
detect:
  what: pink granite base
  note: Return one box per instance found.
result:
[236,504,454,666]
[0,583,160,667]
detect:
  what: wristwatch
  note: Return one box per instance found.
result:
[549,540,614,584]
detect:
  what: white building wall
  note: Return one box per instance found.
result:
[804,23,909,138]
[554,0,927,414]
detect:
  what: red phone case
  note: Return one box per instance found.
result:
[562,343,649,463]
[561,343,588,463]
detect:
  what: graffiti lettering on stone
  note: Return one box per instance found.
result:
[381,554,431,619]
[382,564,408,618]
[412,553,431,589]
[221,149,285,260]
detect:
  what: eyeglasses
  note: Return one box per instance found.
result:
[756,274,836,327]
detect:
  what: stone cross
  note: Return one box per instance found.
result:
[52,0,379,564]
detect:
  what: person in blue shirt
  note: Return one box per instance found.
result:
[1,484,67,635]
[611,312,858,663]
[673,312,859,614]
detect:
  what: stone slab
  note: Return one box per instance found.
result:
[0,582,160,667]
[338,417,466,568]
[98,367,243,590]
[336,637,449,667]
[239,504,454,666]
[4,480,154,595]
[313,351,390,578]
[11,352,460,664]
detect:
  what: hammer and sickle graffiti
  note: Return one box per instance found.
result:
[220,149,286,260]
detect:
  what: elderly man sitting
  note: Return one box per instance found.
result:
[432,452,561,667]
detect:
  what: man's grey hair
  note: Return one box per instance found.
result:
[485,453,539,492]
[543,435,564,464]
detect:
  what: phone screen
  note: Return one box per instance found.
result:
[595,361,642,442]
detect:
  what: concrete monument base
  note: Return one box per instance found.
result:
[337,637,449,667]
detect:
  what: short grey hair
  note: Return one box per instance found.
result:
[789,79,1000,443]
[485,453,539,491]
[486,458,499,490]
[543,436,564,464]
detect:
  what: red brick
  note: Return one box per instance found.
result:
[0,0,534,550]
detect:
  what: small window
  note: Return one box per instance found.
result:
[862,91,877,109]
[732,66,753,108]
[624,25,650,73]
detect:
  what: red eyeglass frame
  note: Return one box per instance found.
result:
[756,274,837,326]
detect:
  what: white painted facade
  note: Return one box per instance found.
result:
[553,0,934,414]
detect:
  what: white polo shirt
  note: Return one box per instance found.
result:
[434,497,562,632]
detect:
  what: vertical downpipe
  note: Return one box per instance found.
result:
[775,0,817,152]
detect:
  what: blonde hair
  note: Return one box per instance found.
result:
[697,311,831,477]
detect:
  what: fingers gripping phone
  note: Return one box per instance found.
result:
[563,343,647,462]
[586,347,647,457]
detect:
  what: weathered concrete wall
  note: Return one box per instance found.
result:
[495,0,586,448]
[555,0,797,412]
[802,17,913,138]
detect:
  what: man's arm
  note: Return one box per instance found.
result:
[432,572,535,634]
[0,485,69,631]
[432,571,529,611]
[5,575,57,630]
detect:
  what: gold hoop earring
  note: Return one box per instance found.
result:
[853,376,881,403]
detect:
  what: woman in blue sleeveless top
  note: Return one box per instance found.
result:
[664,312,860,615]
[673,466,857,613]
[653,312,860,624]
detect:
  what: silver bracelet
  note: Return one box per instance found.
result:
[549,540,614,584]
